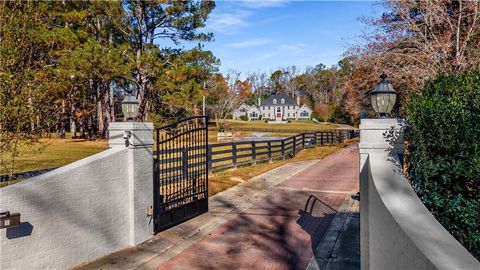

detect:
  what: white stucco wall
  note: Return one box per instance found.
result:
[359,118,479,270]
[0,122,154,270]
[363,154,479,270]
[0,149,130,269]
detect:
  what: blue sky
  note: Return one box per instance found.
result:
[191,1,384,76]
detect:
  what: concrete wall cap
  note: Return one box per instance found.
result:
[359,118,405,129]
[108,122,154,130]
[368,153,480,269]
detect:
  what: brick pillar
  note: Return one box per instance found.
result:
[108,122,154,245]
[359,118,405,270]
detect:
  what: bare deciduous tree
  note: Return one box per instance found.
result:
[344,0,480,117]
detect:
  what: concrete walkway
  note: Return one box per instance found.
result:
[74,145,359,270]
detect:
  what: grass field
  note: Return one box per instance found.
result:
[222,119,339,132]
[2,131,285,176]
[0,139,108,176]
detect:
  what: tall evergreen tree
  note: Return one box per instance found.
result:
[117,0,215,120]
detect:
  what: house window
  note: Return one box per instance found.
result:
[287,106,289,109]
[281,99,285,104]
[287,113,290,117]
[300,111,309,117]
[277,107,281,113]
[273,99,277,104]
[250,112,258,118]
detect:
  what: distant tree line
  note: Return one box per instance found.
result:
[218,58,356,125]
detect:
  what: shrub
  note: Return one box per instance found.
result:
[405,71,480,259]
[239,115,248,121]
[314,104,332,122]
[330,104,350,124]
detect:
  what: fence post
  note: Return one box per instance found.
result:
[314,132,317,146]
[207,145,213,175]
[267,141,272,163]
[321,132,324,145]
[293,136,296,156]
[302,133,305,149]
[281,140,285,159]
[252,142,256,165]
[232,143,237,169]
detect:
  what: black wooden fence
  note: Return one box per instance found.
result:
[207,130,356,173]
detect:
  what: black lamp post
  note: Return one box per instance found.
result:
[121,93,139,121]
[370,73,397,118]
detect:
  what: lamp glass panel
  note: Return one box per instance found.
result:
[121,103,130,118]
[130,103,139,118]
[122,103,139,119]
[385,93,396,113]
[371,95,379,112]
[376,93,391,113]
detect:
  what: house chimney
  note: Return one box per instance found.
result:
[296,95,300,106]
[258,97,261,106]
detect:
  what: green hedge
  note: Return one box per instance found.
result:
[405,71,480,259]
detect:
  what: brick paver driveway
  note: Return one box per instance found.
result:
[157,145,359,270]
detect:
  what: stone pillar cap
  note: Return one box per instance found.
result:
[108,122,154,148]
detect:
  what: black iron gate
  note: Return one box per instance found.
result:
[153,116,209,233]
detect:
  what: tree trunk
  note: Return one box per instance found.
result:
[79,118,85,138]
[110,82,115,123]
[69,100,76,139]
[96,91,104,137]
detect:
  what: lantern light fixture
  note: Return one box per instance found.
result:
[121,93,139,121]
[370,73,397,118]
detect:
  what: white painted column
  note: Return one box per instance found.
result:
[108,122,154,245]
[359,118,405,270]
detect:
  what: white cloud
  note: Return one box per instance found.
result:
[227,38,273,48]
[207,1,289,34]
[207,11,251,34]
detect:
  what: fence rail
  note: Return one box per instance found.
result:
[153,130,357,175]
[207,126,340,134]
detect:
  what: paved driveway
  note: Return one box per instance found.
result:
[157,145,359,270]
[75,145,359,270]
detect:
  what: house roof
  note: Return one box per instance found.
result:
[298,104,313,112]
[260,94,297,106]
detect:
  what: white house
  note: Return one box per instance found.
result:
[232,103,261,121]
[233,94,312,121]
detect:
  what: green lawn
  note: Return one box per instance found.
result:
[222,119,339,132]
[0,139,108,176]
